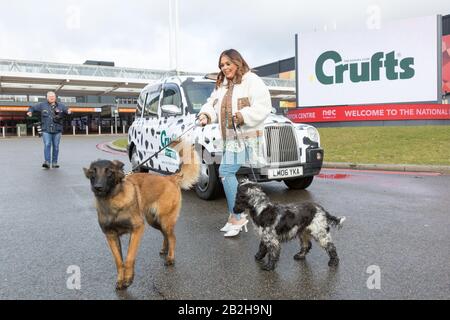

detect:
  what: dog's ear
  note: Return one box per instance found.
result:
[114,169,125,183]
[112,160,125,171]
[111,161,125,183]
[237,177,250,185]
[83,167,93,179]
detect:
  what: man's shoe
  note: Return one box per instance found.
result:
[42,162,50,169]
[52,163,60,168]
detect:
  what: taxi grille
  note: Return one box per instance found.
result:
[264,124,299,164]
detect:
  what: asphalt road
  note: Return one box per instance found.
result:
[0,135,449,300]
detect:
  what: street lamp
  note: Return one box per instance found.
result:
[169,0,179,75]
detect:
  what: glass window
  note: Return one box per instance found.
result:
[0,95,15,101]
[15,95,28,102]
[143,90,160,117]
[182,81,215,113]
[116,97,137,105]
[136,92,145,117]
[137,85,161,117]
[161,85,182,108]
[29,95,45,102]
[59,96,76,103]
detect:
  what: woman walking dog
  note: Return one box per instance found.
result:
[198,49,272,237]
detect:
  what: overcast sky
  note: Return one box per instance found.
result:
[0,0,448,73]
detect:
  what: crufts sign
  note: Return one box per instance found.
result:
[297,15,440,106]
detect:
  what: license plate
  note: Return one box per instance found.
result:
[267,166,303,179]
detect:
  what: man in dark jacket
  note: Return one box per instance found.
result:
[27,91,71,168]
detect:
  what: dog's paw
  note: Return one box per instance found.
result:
[164,259,175,266]
[115,280,127,290]
[328,258,339,267]
[261,263,276,271]
[159,249,168,256]
[255,253,265,261]
[294,252,306,260]
[123,278,134,288]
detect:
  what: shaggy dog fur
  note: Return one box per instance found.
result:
[84,142,199,289]
[233,179,345,271]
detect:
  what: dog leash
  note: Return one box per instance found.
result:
[131,114,201,172]
[232,116,258,182]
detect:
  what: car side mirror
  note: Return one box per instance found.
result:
[161,104,182,116]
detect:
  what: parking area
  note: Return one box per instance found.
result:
[0,136,449,299]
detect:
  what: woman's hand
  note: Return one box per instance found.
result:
[233,112,244,126]
[198,113,209,126]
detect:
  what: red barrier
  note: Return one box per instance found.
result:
[287,104,450,123]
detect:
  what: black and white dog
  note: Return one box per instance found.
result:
[233,179,345,271]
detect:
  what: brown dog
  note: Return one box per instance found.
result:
[83,143,199,290]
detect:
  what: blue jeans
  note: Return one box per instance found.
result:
[219,148,250,220]
[42,132,62,163]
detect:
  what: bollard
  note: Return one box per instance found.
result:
[123,125,126,134]
[86,126,89,136]
[2,126,5,138]
[18,126,21,137]
[73,126,76,136]
[32,126,35,137]
[111,126,114,135]
[99,126,102,135]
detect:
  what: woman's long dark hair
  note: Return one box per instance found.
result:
[216,49,250,89]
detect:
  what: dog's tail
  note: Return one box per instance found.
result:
[325,211,346,230]
[172,141,200,190]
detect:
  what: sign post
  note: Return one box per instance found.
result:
[111,106,119,135]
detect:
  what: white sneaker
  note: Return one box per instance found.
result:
[224,219,249,237]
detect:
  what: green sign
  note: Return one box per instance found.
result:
[315,50,415,85]
[160,130,177,159]
[160,130,170,147]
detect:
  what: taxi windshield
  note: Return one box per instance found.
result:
[182,80,215,113]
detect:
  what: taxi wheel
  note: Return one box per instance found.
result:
[283,176,314,190]
[195,154,222,200]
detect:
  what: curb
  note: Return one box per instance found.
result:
[105,140,450,174]
[106,142,127,153]
[323,162,450,174]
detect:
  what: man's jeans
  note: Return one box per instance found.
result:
[42,132,61,163]
[218,148,250,220]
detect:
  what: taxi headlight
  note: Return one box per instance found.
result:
[307,127,319,143]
